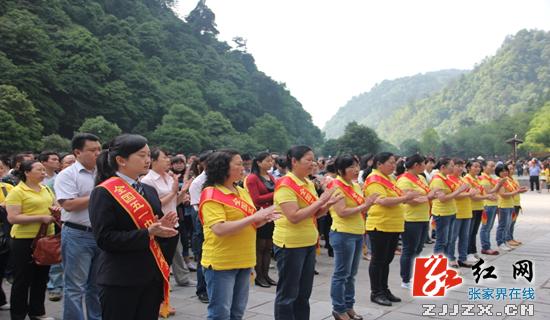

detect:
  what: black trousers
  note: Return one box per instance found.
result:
[0,250,8,305]
[100,281,163,320]
[530,176,540,191]
[274,245,316,320]
[468,210,483,254]
[368,231,400,296]
[10,238,50,320]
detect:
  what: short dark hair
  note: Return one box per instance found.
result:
[334,155,358,177]
[150,147,169,162]
[275,157,287,170]
[495,164,509,177]
[38,151,59,163]
[286,145,313,170]
[171,155,186,164]
[72,133,100,151]
[199,150,215,163]
[204,150,240,187]
[453,158,465,166]
[241,153,253,162]
[425,157,436,164]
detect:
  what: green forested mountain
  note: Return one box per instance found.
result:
[325,29,550,157]
[0,0,322,154]
[379,29,550,146]
[323,70,466,139]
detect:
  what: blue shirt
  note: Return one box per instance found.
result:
[529,164,541,176]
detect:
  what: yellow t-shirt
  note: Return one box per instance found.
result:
[5,182,55,239]
[464,174,485,211]
[510,176,521,207]
[429,173,457,216]
[479,173,498,207]
[200,185,256,270]
[273,172,319,248]
[0,182,14,205]
[497,179,515,209]
[364,170,405,232]
[329,176,365,235]
[396,174,430,222]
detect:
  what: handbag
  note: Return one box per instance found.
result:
[31,220,62,266]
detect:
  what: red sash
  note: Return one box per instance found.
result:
[398,172,430,194]
[275,176,321,253]
[501,178,516,192]
[365,174,403,196]
[448,175,469,192]
[329,179,365,206]
[329,178,366,219]
[99,177,171,317]
[464,175,484,194]
[479,173,498,187]
[198,187,257,229]
[432,173,456,191]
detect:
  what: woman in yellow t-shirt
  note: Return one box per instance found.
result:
[6,160,59,319]
[328,155,377,320]
[464,160,496,262]
[200,150,277,319]
[506,161,528,246]
[396,154,441,289]
[429,158,469,262]
[447,159,479,268]
[273,146,341,320]
[364,152,419,307]
[494,164,524,253]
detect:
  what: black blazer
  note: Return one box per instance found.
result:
[89,182,174,287]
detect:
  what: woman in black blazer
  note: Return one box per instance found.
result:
[89,134,178,320]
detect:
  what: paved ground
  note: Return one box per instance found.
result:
[2,191,549,319]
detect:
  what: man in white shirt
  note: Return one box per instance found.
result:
[54,134,102,320]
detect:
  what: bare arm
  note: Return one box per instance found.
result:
[7,205,54,225]
[58,197,89,212]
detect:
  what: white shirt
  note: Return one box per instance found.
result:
[189,171,207,208]
[54,161,96,227]
[141,170,176,214]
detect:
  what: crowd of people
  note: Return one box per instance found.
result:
[0,132,548,320]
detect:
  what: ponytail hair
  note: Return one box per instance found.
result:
[395,159,406,176]
[434,157,452,171]
[14,160,40,183]
[286,145,313,170]
[372,152,394,169]
[405,154,426,170]
[95,134,148,185]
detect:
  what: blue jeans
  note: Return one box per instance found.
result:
[191,207,207,296]
[496,208,513,246]
[61,226,101,320]
[449,218,471,262]
[274,245,316,320]
[433,214,456,258]
[204,268,251,320]
[46,263,63,293]
[400,221,428,283]
[480,206,498,250]
[329,232,362,314]
[509,206,521,240]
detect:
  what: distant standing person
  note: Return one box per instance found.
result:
[528,158,541,192]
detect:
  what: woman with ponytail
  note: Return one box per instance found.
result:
[464,160,496,262]
[447,159,479,268]
[273,146,342,320]
[89,134,179,319]
[396,154,441,289]
[364,152,420,307]
[328,155,378,320]
[429,158,469,263]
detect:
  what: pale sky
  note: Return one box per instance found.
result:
[175,0,550,128]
